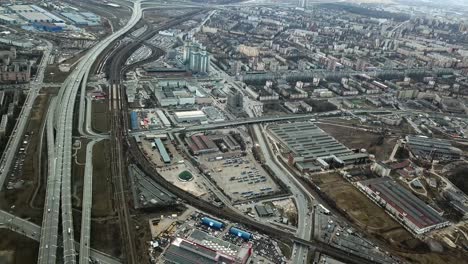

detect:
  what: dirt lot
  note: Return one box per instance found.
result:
[313,173,402,233]
[317,122,397,160]
[0,229,38,264]
[91,100,110,133]
[312,172,468,264]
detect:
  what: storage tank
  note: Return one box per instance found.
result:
[229,227,252,240]
[201,217,224,230]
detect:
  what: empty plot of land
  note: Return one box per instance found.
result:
[313,173,401,232]
[91,100,109,133]
[318,123,396,160]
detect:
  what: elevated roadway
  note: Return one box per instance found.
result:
[0,210,121,264]
[78,139,102,264]
[38,98,61,264]
[52,1,143,263]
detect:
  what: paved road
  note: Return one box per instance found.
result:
[38,98,61,264]
[52,2,143,262]
[0,210,121,264]
[79,139,102,264]
[0,40,52,190]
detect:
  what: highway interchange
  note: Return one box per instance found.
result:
[2,0,460,263]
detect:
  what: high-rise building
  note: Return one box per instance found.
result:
[183,41,210,73]
[298,0,307,8]
[227,90,243,112]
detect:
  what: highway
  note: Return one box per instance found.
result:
[50,1,143,262]
[37,98,61,264]
[0,40,52,190]
[79,139,102,264]
[0,210,121,264]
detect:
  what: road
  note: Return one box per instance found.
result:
[38,98,61,264]
[0,210,121,264]
[0,40,52,190]
[79,139,102,264]
[51,1,143,262]
[250,114,314,264]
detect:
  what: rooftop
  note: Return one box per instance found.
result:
[360,177,447,229]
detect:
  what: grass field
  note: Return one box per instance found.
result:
[91,101,110,133]
[0,230,38,264]
[92,140,113,217]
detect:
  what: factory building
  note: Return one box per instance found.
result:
[357,177,450,235]
[163,229,251,264]
[174,110,207,123]
[154,138,170,163]
[269,122,368,172]
[189,134,219,155]
[152,80,196,107]
[405,135,462,161]
[33,22,63,32]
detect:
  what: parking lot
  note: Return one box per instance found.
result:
[200,152,280,202]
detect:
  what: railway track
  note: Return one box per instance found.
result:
[103,10,207,263]
[110,82,138,264]
[102,7,378,264]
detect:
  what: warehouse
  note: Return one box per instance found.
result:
[188,134,219,155]
[33,22,63,32]
[163,230,251,264]
[154,138,170,163]
[61,12,89,26]
[174,110,207,123]
[254,204,274,217]
[269,122,368,172]
[405,135,462,161]
[357,177,450,235]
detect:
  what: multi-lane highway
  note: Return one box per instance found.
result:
[79,139,102,264]
[0,40,52,190]
[0,210,121,264]
[38,98,61,264]
[50,1,143,262]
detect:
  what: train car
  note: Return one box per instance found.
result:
[201,217,224,230]
[229,227,252,240]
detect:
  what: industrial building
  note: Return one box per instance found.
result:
[152,81,196,107]
[357,177,450,235]
[189,134,219,155]
[33,22,63,32]
[174,110,207,123]
[163,229,251,264]
[254,204,274,217]
[154,138,171,163]
[7,5,64,24]
[269,122,368,172]
[405,135,462,161]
